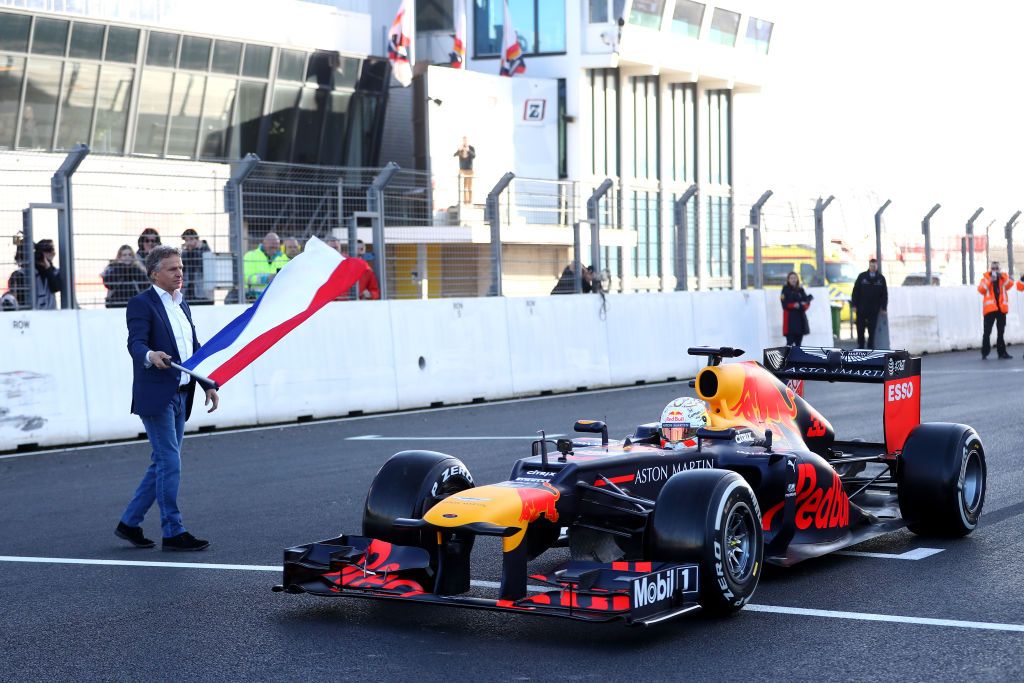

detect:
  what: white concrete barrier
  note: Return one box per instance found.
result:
[3,285,1020,451]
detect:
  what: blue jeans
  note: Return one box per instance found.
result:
[121,391,187,538]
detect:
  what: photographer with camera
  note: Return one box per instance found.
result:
[7,238,61,310]
[780,271,813,346]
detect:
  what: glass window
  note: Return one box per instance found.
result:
[335,56,360,90]
[292,87,324,164]
[198,75,235,158]
[69,22,104,60]
[56,62,99,150]
[277,49,306,82]
[105,26,139,63]
[20,59,63,149]
[0,12,31,53]
[146,31,178,67]
[537,1,565,52]
[0,56,25,149]
[229,80,265,159]
[628,0,665,30]
[709,8,740,46]
[417,0,453,31]
[745,17,773,54]
[589,0,608,23]
[671,0,704,38]
[32,18,69,56]
[211,40,242,74]
[167,72,205,156]
[305,50,335,88]
[93,64,133,153]
[241,44,271,78]
[133,69,173,154]
[265,85,300,161]
[179,35,211,70]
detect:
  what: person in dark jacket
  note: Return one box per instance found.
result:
[551,262,594,295]
[780,271,812,346]
[7,239,61,310]
[102,244,150,308]
[850,258,888,349]
[180,228,211,303]
[136,228,162,265]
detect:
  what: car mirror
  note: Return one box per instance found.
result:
[574,420,609,446]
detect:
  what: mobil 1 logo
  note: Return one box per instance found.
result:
[630,566,699,619]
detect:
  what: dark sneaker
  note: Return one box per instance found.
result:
[115,522,155,548]
[999,353,1013,359]
[162,531,210,552]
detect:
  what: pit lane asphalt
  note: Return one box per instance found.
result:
[2,349,1023,681]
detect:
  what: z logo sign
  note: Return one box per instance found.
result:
[523,99,546,122]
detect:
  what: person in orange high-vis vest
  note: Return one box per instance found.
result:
[978,261,1024,359]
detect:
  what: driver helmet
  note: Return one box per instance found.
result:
[660,397,709,445]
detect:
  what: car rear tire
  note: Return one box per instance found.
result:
[362,450,475,547]
[898,423,985,537]
[646,469,763,615]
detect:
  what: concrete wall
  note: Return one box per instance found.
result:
[2,284,1000,452]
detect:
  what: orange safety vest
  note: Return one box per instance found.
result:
[978,272,1024,314]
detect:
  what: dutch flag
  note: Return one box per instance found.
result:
[182,237,369,387]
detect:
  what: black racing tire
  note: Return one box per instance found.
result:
[898,423,986,537]
[362,450,474,547]
[646,469,763,615]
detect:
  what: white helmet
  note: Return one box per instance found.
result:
[660,397,709,444]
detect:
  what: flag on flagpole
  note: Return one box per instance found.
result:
[449,0,466,68]
[387,0,414,86]
[182,237,369,387]
[499,0,526,77]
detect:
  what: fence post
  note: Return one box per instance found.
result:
[673,184,698,291]
[966,207,983,284]
[50,144,89,309]
[486,172,515,296]
[749,189,773,289]
[21,209,36,310]
[366,161,401,301]
[587,178,614,278]
[1006,211,1021,278]
[961,237,968,285]
[874,199,891,273]
[922,204,940,286]
[813,195,834,286]
[573,222,583,293]
[225,153,260,301]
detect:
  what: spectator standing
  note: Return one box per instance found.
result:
[780,271,812,346]
[454,136,476,205]
[136,228,162,265]
[8,239,61,310]
[283,238,301,260]
[101,244,149,308]
[851,258,888,349]
[180,229,211,303]
[977,261,1024,359]
[117,245,219,551]
[242,232,289,301]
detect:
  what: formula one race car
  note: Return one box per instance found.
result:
[274,346,986,626]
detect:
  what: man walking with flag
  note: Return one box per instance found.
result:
[499,0,526,76]
[388,0,414,87]
[117,245,219,552]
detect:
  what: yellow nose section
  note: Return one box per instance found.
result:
[422,482,561,552]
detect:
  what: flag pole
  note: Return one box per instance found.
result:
[170,362,219,391]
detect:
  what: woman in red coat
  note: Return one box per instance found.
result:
[780,271,812,346]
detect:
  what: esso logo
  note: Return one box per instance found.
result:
[887,381,914,402]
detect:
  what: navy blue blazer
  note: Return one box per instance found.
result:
[126,287,202,419]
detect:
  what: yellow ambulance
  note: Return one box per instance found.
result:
[745,244,857,321]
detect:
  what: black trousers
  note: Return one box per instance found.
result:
[785,333,803,346]
[982,310,1007,357]
[856,309,879,349]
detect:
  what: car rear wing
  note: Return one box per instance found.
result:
[762,346,921,455]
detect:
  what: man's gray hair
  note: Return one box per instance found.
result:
[146,245,181,278]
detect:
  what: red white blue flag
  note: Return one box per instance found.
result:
[499,0,526,77]
[182,237,369,387]
[388,0,414,87]
[449,0,466,68]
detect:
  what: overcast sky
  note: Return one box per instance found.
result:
[733,1,1023,242]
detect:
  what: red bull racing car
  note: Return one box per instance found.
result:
[274,346,986,626]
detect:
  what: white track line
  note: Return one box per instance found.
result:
[1,555,1022,632]
[0,381,687,459]
[346,435,564,441]
[835,547,943,560]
